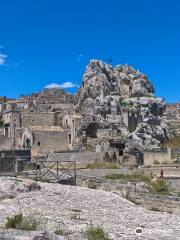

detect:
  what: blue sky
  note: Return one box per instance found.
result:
[0,0,179,103]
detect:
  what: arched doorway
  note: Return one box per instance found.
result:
[86,123,98,138]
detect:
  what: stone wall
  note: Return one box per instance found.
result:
[144,148,173,165]
[168,120,180,136]
[122,109,129,128]
[31,130,69,153]
[3,111,21,137]
[165,102,180,120]
[47,151,111,163]
[21,112,57,127]
[142,166,180,178]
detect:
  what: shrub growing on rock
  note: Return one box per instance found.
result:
[5,213,23,229]
[151,179,169,195]
[55,227,64,236]
[154,160,160,165]
[85,225,111,240]
[5,214,39,231]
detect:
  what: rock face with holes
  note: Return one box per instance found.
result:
[75,60,171,157]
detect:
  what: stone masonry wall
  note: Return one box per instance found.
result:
[31,130,69,153]
[21,112,57,127]
[143,148,173,165]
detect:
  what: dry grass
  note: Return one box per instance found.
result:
[162,136,180,147]
[86,161,120,169]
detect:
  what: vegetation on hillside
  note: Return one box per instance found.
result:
[86,161,119,169]
[5,213,39,231]
[162,136,180,147]
[85,225,111,240]
[104,173,169,195]
[104,173,151,184]
[0,119,4,128]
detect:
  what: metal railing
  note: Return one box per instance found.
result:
[0,156,77,185]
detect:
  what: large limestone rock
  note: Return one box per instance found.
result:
[75,59,171,153]
[124,96,172,150]
[75,60,128,150]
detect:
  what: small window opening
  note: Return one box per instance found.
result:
[119,149,123,156]
[68,134,71,144]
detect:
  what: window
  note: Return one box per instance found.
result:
[37,141,40,147]
[68,134,71,144]
[66,119,68,128]
[119,149,123,156]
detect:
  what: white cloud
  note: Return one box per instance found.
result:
[0,53,8,66]
[45,81,77,89]
[77,53,84,61]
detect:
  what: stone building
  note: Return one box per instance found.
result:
[3,111,21,138]
[4,100,18,112]
[1,108,79,154]
[20,112,58,127]
[62,113,83,150]
[0,96,6,113]
[144,145,180,165]
[2,111,57,138]
[30,88,75,111]
[22,126,69,153]
[0,97,18,114]
[165,102,180,120]
[164,102,180,136]
[16,96,34,111]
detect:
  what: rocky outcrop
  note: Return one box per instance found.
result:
[0,178,41,200]
[124,96,172,150]
[0,177,180,240]
[75,60,128,151]
[75,60,172,153]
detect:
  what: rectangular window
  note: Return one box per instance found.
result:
[68,134,71,144]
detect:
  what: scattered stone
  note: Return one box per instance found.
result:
[0,177,179,239]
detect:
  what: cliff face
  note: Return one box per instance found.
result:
[75,60,171,152]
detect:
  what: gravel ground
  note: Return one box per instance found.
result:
[0,177,180,240]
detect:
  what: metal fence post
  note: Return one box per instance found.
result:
[74,161,77,186]
[57,162,59,179]
[35,158,38,181]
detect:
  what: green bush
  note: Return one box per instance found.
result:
[0,120,4,128]
[177,192,180,197]
[5,214,23,229]
[85,225,111,240]
[150,179,169,195]
[5,214,39,231]
[20,218,39,231]
[87,161,119,169]
[104,173,151,184]
[144,93,152,97]
[55,227,64,236]
[104,173,170,195]
[150,207,161,212]
[154,160,160,165]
